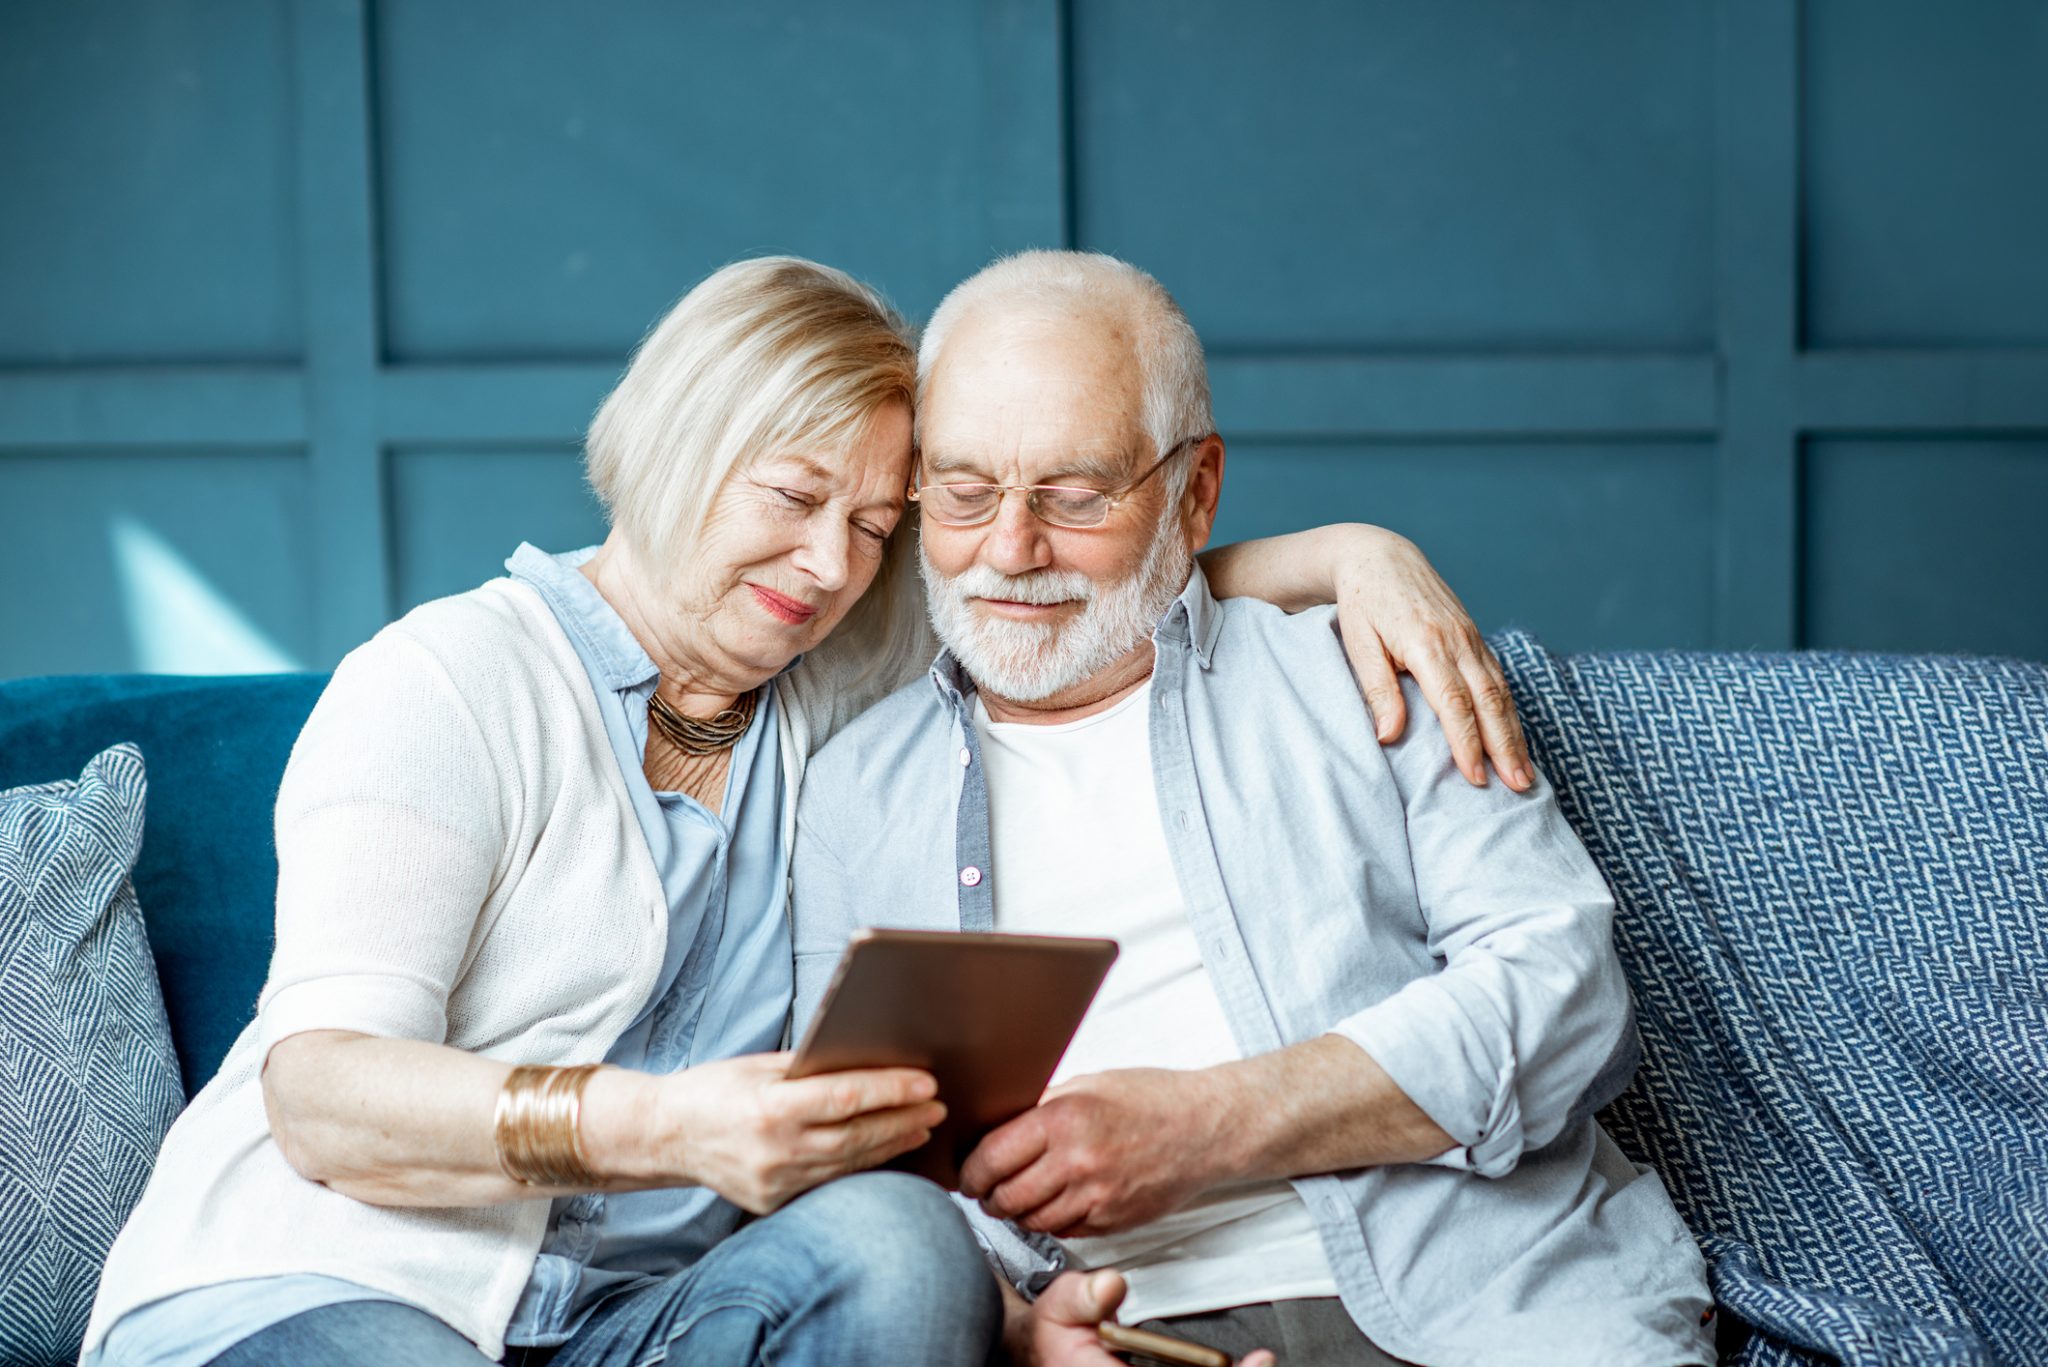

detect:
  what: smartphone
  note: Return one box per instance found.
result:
[1098,1321,1234,1367]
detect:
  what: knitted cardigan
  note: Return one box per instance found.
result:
[82,574,921,1360]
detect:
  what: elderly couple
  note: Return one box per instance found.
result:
[84,253,1711,1367]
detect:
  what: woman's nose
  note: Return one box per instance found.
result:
[792,518,851,592]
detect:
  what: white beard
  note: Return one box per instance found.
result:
[920,514,1194,704]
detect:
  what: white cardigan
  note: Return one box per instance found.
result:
[83,573,924,1360]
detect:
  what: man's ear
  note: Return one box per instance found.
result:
[1182,434,1226,553]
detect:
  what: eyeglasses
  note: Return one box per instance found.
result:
[909,433,1209,530]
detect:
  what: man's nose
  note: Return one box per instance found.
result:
[981,492,1052,576]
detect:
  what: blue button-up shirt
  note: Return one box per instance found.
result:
[502,544,793,1344]
[790,566,1713,1367]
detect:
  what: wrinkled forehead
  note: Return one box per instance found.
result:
[920,307,1146,476]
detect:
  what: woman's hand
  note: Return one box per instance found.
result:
[1326,525,1531,790]
[1199,523,1530,790]
[650,1052,945,1214]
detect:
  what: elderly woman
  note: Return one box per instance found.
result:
[82,257,1526,1367]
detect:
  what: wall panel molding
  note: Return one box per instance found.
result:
[377,365,619,444]
[3,0,2043,671]
[1211,356,1718,440]
[1798,352,2048,432]
[1712,0,1800,650]
[291,0,388,661]
[981,0,1071,252]
[0,370,308,446]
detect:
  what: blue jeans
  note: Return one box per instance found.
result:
[207,1173,1001,1366]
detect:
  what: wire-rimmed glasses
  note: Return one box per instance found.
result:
[909,433,1210,530]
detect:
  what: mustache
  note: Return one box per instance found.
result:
[943,564,1096,606]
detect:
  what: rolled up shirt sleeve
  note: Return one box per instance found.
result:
[256,630,508,1060]
[1330,676,1634,1178]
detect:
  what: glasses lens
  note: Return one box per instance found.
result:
[923,483,1002,525]
[1030,486,1111,528]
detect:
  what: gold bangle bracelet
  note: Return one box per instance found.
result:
[493,1063,605,1188]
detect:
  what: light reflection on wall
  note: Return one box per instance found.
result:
[109,516,304,674]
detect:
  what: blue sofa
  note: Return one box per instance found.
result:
[2,633,2042,1366]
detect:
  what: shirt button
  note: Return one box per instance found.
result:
[1176,810,1192,831]
[959,747,972,767]
[959,865,983,888]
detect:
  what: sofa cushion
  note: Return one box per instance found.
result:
[0,744,183,1367]
[1494,631,2047,1367]
[0,673,327,1092]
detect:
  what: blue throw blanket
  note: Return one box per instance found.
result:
[1494,632,2048,1366]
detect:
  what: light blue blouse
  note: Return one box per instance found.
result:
[93,544,795,1365]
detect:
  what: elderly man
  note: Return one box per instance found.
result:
[791,252,1712,1367]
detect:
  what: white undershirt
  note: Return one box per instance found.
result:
[972,682,1339,1323]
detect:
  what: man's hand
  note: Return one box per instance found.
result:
[1001,1271,1275,1367]
[961,1068,1230,1238]
[964,1040,1454,1240]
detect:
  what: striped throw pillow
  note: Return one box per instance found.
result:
[0,744,182,1366]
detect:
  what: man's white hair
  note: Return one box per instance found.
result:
[916,250,1213,503]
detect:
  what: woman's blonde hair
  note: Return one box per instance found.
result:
[585,256,924,680]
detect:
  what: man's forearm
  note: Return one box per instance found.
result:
[1200,1033,1456,1179]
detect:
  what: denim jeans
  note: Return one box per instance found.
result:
[207,1173,1001,1367]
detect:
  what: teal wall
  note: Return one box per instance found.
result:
[3,0,2045,676]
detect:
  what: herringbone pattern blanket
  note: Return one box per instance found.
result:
[1496,633,2048,1367]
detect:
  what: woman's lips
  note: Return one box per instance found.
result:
[749,584,819,625]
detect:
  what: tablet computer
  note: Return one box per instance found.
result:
[788,928,1118,1188]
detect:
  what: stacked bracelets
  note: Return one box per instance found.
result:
[493,1063,606,1188]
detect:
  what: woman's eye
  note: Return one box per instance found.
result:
[854,520,889,542]
[773,487,814,508]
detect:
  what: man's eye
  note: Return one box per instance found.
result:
[1038,488,1103,515]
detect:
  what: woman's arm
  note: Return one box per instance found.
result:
[1197,524,1531,790]
[262,1030,943,1211]
[258,634,941,1214]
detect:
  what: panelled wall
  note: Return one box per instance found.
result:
[2,0,2044,676]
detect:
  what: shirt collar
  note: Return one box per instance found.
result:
[927,650,977,709]
[1154,561,1222,669]
[505,542,659,692]
[925,561,1221,708]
